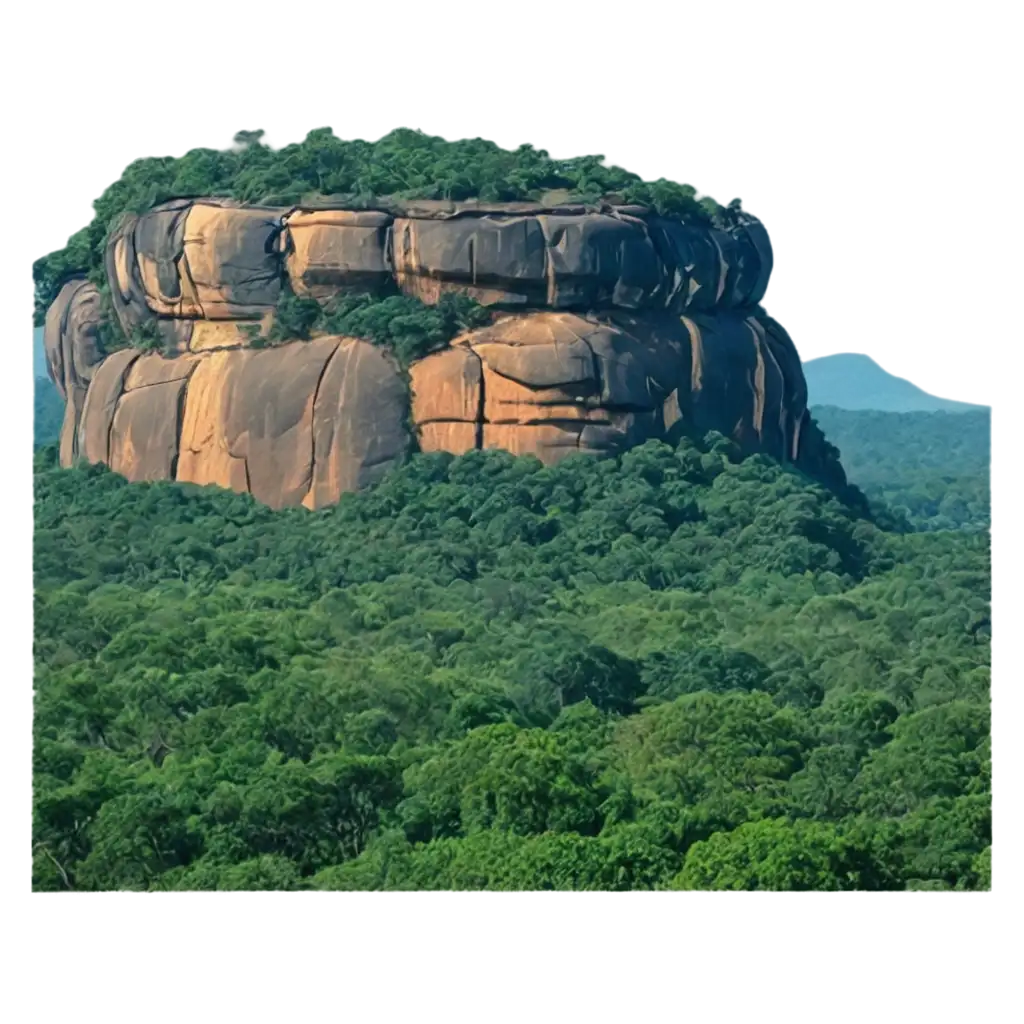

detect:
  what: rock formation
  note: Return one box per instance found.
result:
[44,197,849,508]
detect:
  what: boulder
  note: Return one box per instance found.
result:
[102,198,776,334]
[40,196,854,506]
[108,353,201,482]
[44,278,107,466]
[77,348,141,466]
[176,349,254,493]
[50,302,826,505]
[482,422,584,465]
[303,338,410,509]
[409,346,482,424]
[283,209,392,299]
[180,202,284,319]
[109,379,190,483]
[728,219,773,307]
[460,313,597,388]
[418,422,478,454]
[188,321,255,352]
[221,337,342,509]
[393,215,548,306]
[537,213,663,309]
[413,312,690,461]
[107,199,285,327]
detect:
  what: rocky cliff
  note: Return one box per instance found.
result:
[43,197,847,508]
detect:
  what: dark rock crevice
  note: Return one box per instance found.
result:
[303,339,345,507]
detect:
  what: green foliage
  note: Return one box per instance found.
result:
[265,285,322,344]
[35,378,65,448]
[32,427,990,890]
[670,818,878,891]
[33,127,732,324]
[311,290,492,365]
[812,406,989,532]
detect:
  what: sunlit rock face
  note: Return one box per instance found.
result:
[46,197,847,508]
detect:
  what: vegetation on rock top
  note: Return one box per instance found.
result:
[33,127,739,324]
[262,288,493,367]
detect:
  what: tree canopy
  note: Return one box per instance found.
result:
[32,429,990,890]
[811,406,989,532]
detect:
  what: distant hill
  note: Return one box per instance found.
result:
[34,326,47,379]
[802,352,995,415]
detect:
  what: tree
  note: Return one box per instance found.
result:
[670,818,880,891]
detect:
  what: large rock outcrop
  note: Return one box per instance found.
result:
[45,197,850,508]
[43,278,105,466]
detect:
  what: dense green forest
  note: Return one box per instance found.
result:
[34,378,64,450]
[32,427,990,890]
[811,406,990,532]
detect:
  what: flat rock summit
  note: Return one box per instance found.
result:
[44,196,849,508]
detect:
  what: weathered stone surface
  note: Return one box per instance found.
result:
[760,315,807,461]
[109,378,189,483]
[52,302,817,504]
[44,278,104,398]
[729,218,774,305]
[579,410,663,452]
[176,349,253,493]
[104,351,201,482]
[646,220,723,312]
[393,215,548,306]
[478,364,596,425]
[408,312,687,461]
[538,214,663,309]
[44,278,107,464]
[106,199,284,332]
[43,298,67,401]
[586,322,667,408]
[124,352,199,390]
[680,311,802,462]
[743,315,788,459]
[409,346,482,425]
[77,348,140,466]
[602,310,688,395]
[482,422,584,464]
[181,203,284,319]
[188,321,254,352]
[222,337,341,509]
[284,209,392,299]
[131,200,194,317]
[304,338,409,509]
[101,197,777,345]
[461,313,597,388]
[417,421,478,454]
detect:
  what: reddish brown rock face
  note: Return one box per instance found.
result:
[74,338,409,510]
[46,197,840,508]
[43,279,106,466]
[408,310,805,467]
